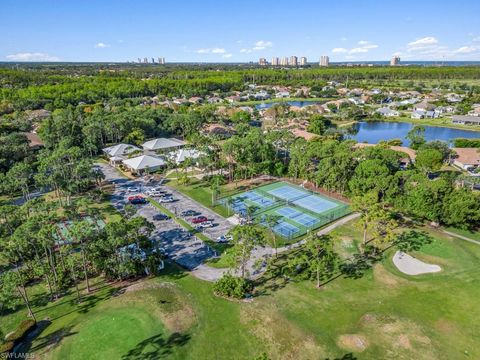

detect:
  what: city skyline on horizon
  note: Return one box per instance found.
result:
[2,0,480,63]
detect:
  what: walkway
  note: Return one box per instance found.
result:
[442,230,480,246]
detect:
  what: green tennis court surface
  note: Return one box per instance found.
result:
[219,181,350,239]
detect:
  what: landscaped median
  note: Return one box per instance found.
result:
[146,197,227,253]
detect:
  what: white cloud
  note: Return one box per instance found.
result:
[349,47,369,54]
[241,40,273,53]
[472,36,480,42]
[95,42,109,48]
[454,46,477,54]
[252,40,273,50]
[340,37,347,41]
[331,41,378,56]
[222,53,233,59]
[6,52,60,61]
[408,37,438,48]
[211,48,226,54]
[196,48,211,53]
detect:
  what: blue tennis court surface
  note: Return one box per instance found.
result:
[219,181,350,240]
[267,185,307,201]
[293,195,338,213]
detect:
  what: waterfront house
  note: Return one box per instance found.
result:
[452,115,480,126]
[376,107,399,117]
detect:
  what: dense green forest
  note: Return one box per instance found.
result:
[1,65,480,113]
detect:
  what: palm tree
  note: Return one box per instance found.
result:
[264,214,282,257]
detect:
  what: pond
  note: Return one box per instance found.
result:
[255,100,320,109]
[348,121,480,146]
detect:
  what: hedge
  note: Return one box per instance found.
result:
[213,274,253,299]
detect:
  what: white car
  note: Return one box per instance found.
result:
[158,197,174,203]
[127,187,140,193]
[145,190,162,197]
[216,234,233,243]
[198,221,215,228]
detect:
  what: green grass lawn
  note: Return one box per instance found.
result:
[166,178,230,217]
[4,218,480,359]
[444,227,480,242]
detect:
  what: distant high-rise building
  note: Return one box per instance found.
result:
[319,56,329,67]
[271,57,279,66]
[290,56,298,66]
[143,57,148,64]
[300,57,307,66]
[259,57,267,66]
[158,57,166,64]
[151,58,155,63]
[137,58,142,63]
[390,56,400,66]
[281,56,289,66]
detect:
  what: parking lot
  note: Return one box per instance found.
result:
[97,163,217,270]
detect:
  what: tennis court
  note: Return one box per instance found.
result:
[219,181,350,240]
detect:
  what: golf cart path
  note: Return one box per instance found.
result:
[442,230,480,246]
[392,251,441,275]
[191,213,360,282]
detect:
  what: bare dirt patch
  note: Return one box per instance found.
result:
[337,334,369,352]
[241,302,326,360]
[373,264,406,287]
[435,319,458,335]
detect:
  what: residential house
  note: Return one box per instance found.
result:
[349,97,365,105]
[276,91,290,98]
[414,101,436,112]
[225,95,241,103]
[446,93,463,103]
[291,129,318,141]
[255,90,270,100]
[207,96,223,104]
[452,148,480,172]
[188,96,203,104]
[23,132,44,150]
[452,115,480,126]
[467,105,480,117]
[376,107,399,117]
[122,155,166,175]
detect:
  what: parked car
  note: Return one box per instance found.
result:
[157,196,174,203]
[198,221,214,228]
[181,209,200,217]
[127,187,140,193]
[191,216,208,224]
[145,189,163,197]
[153,214,170,221]
[216,234,233,243]
[128,195,146,204]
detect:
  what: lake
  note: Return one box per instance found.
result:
[349,121,479,146]
[255,100,319,109]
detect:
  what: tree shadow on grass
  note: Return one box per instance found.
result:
[18,322,77,354]
[325,353,358,360]
[122,332,190,360]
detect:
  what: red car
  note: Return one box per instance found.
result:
[191,216,208,224]
[128,195,146,204]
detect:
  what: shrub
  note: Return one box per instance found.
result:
[213,274,253,299]
[0,341,14,355]
[5,319,36,342]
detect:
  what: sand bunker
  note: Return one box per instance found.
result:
[393,251,441,275]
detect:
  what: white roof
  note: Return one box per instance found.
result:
[142,138,185,151]
[169,149,204,163]
[122,155,166,170]
[103,143,140,157]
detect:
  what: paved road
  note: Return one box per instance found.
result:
[161,184,234,241]
[98,163,216,270]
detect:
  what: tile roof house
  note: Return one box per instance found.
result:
[452,148,480,170]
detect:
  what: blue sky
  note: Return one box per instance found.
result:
[2,0,480,62]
